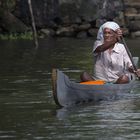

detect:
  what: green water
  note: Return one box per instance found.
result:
[0,38,140,140]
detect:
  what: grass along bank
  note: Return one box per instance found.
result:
[0,32,33,40]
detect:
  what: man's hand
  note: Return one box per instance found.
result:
[129,66,140,78]
[116,29,123,36]
[128,66,134,73]
[116,28,123,41]
[135,69,140,78]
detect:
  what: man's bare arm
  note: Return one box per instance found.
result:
[94,41,116,53]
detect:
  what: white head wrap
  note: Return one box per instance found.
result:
[97,21,120,40]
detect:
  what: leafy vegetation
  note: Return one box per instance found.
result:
[0,32,33,40]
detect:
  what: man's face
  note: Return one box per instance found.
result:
[103,28,117,42]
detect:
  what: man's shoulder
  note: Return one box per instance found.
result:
[115,42,125,49]
[114,42,125,53]
[116,42,124,46]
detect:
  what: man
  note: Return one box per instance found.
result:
[81,21,140,84]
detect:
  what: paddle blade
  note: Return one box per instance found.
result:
[80,80,105,85]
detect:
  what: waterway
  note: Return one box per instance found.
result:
[0,38,140,140]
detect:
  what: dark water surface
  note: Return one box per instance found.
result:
[0,38,140,140]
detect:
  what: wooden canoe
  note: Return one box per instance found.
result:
[52,69,138,107]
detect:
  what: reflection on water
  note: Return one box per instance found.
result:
[0,38,140,139]
[54,97,140,140]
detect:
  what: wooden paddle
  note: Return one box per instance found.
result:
[121,37,140,79]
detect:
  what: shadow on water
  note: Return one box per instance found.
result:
[0,37,140,139]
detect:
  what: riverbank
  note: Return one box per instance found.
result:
[1,0,140,40]
[0,26,130,40]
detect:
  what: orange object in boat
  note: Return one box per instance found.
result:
[80,80,105,85]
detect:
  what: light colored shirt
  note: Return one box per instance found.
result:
[93,40,132,82]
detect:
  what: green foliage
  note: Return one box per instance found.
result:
[0,32,33,40]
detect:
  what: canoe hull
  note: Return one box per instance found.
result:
[52,69,137,107]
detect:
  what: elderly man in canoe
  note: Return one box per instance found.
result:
[81,21,140,84]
